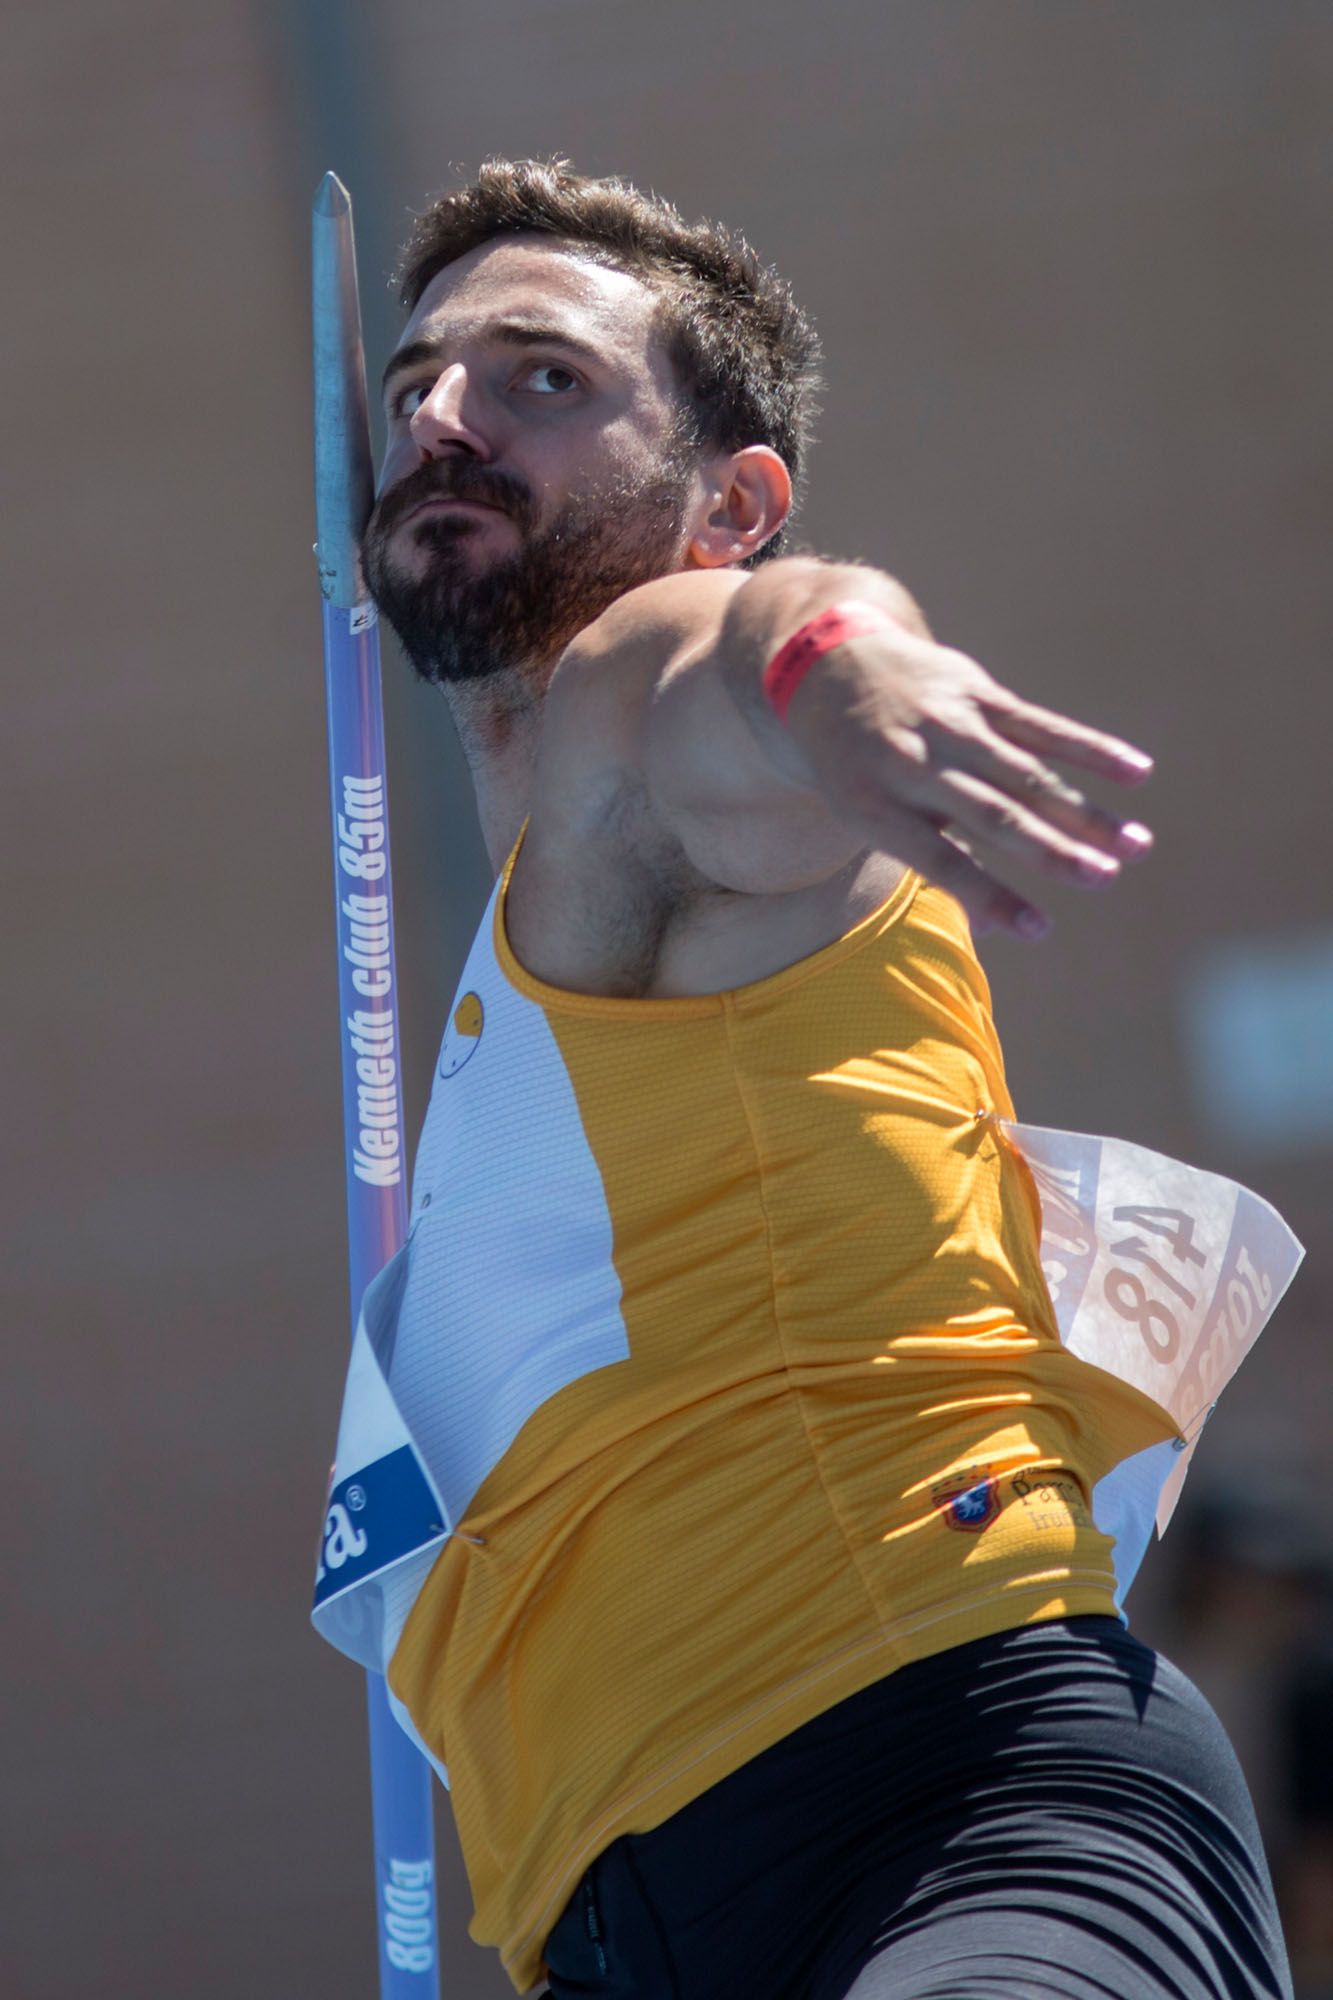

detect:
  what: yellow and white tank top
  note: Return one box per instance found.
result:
[313,846,1301,1995]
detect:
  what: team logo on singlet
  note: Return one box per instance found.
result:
[439,992,484,1078]
[931,1466,1000,1533]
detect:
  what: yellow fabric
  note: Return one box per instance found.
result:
[389,859,1177,1993]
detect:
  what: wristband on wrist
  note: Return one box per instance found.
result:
[760,600,899,723]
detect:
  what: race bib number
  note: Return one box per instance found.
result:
[1001,1119,1303,1532]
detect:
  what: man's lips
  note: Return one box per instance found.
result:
[400,495,508,528]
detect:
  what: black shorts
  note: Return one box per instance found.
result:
[540,1616,1291,2000]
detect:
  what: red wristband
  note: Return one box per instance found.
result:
[760,600,897,723]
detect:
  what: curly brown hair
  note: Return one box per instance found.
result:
[394,158,822,564]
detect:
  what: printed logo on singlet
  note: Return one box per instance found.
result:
[1010,1471,1092,1530]
[439,992,484,1078]
[932,1466,1000,1532]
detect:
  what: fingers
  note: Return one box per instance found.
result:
[949,728,1154,863]
[840,732,1151,940]
[937,770,1127,886]
[851,803,1054,941]
[888,820,1040,936]
[983,692,1154,786]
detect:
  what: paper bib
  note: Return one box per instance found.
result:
[1000,1117,1303,1588]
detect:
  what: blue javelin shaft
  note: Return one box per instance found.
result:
[313,171,441,1999]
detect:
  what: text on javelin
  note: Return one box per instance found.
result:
[338,773,402,1187]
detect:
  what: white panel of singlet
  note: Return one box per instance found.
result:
[385,880,631,1527]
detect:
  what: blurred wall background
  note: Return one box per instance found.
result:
[6,2,1331,1995]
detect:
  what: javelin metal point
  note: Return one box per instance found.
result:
[313,170,376,610]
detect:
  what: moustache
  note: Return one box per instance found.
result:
[370,462,535,540]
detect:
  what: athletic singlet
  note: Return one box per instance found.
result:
[311,841,1302,1994]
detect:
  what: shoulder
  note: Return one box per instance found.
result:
[520,573,742,864]
[531,561,869,901]
[531,570,749,808]
[576,568,750,648]
[548,570,747,701]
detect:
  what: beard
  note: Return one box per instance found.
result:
[361,443,696,688]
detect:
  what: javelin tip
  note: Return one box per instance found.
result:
[314,170,352,216]
[312,173,374,607]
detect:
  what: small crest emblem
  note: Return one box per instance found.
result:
[439,991,484,1078]
[932,1467,1000,1533]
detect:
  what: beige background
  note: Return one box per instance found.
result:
[6,4,1330,1995]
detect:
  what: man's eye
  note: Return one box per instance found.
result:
[391,384,429,418]
[520,363,578,395]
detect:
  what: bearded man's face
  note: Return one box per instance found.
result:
[364,238,701,685]
[362,432,695,687]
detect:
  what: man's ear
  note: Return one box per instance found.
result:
[685,446,792,568]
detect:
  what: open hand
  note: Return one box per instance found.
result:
[784,626,1154,939]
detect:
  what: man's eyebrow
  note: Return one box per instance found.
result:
[380,320,604,396]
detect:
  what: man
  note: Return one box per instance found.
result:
[344,160,1291,1998]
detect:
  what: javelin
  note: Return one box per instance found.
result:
[312,170,441,1998]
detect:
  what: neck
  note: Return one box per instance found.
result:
[444,668,543,871]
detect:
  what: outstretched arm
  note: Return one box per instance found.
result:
[635,556,1153,940]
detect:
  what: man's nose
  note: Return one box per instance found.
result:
[409,364,491,462]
